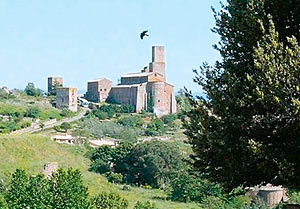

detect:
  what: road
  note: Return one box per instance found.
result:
[11,108,89,135]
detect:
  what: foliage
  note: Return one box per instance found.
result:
[99,104,119,118]
[288,189,300,204]
[60,122,71,132]
[60,108,74,117]
[24,83,43,97]
[145,118,165,136]
[89,142,133,177]
[78,118,139,142]
[48,168,90,209]
[117,115,144,127]
[185,0,300,190]
[120,104,135,113]
[92,192,128,209]
[25,106,41,118]
[170,173,223,203]
[161,114,177,128]
[93,109,108,120]
[134,201,157,209]
[147,93,154,113]
[89,146,113,174]
[105,172,123,184]
[4,168,90,209]
[125,140,185,188]
[0,135,200,209]
[176,89,192,114]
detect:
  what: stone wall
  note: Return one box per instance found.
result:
[86,79,112,102]
[56,87,78,112]
[48,77,63,93]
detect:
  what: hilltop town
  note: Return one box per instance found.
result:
[51,46,177,116]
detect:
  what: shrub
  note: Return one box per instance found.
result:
[93,110,108,120]
[5,168,90,209]
[120,104,135,113]
[125,140,185,188]
[170,173,223,203]
[24,83,43,97]
[117,115,144,127]
[134,201,157,209]
[60,122,71,132]
[60,108,73,117]
[92,192,128,209]
[105,172,123,184]
[145,118,165,136]
[25,106,40,118]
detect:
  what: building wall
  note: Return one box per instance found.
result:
[147,82,176,116]
[56,87,78,112]
[121,76,148,85]
[86,79,112,102]
[108,86,138,108]
[48,77,63,93]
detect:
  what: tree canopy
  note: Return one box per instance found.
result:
[185,0,300,190]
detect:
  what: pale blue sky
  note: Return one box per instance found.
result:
[0,0,221,93]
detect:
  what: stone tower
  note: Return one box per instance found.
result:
[149,46,166,81]
[48,77,63,94]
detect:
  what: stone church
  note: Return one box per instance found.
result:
[85,46,177,116]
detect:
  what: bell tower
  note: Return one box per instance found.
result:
[149,46,166,81]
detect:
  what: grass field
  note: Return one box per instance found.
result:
[0,134,200,209]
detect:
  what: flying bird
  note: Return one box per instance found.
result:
[140,30,149,40]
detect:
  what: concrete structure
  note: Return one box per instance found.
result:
[56,87,78,112]
[48,77,63,94]
[85,78,112,102]
[108,46,176,116]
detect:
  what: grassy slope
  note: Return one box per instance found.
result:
[0,135,200,209]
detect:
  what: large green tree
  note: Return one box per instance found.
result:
[4,168,90,209]
[185,0,300,190]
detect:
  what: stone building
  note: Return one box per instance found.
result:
[48,77,63,94]
[85,78,112,102]
[108,46,177,116]
[56,87,78,112]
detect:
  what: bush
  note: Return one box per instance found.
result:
[92,192,128,209]
[78,118,139,141]
[105,172,123,184]
[60,122,71,132]
[134,201,157,209]
[125,140,185,188]
[24,83,43,97]
[120,104,135,113]
[145,118,165,136]
[25,106,40,118]
[117,115,144,127]
[99,104,119,118]
[170,173,223,203]
[5,168,90,209]
[93,110,108,120]
[161,114,176,126]
[60,108,73,117]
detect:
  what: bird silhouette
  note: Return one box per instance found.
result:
[140,30,149,40]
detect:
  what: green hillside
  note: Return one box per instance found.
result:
[0,135,200,209]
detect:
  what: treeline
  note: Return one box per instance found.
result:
[0,168,157,209]
[86,140,261,208]
[77,105,181,142]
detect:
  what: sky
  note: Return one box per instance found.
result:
[0,0,221,94]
